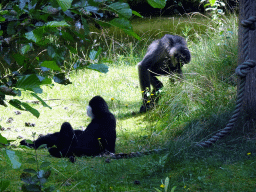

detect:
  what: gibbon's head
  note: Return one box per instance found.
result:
[88,96,109,118]
[169,45,191,67]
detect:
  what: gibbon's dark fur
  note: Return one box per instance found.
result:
[20,96,116,158]
[138,34,191,112]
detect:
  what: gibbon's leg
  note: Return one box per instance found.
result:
[20,132,59,149]
[150,74,163,94]
[149,74,163,104]
[49,122,77,158]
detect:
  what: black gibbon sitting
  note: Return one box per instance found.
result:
[138,34,191,112]
[20,96,116,158]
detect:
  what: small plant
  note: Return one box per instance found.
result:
[182,24,192,41]
[201,0,225,20]
[0,133,21,191]
[141,154,167,176]
[20,137,54,192]
[143,87,162,109]
[0,180,10,192]
[20,164,53,192]
[155,177,176,192]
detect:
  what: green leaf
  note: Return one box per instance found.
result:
[40,161,51,169]
[46,21,70,27]
[123,29,141,40]
[13,53,25,66]
[109,2,132,19]
[89,49,102,61]
[171,186,177,192]
[6,149,21,169]
[132,10,143,18]
[0,180,10,192]
[44,186,55,191]
[89,50,97,60]
[40,77,52,85]
[147,0,166,8]
[41,61,61,71]
[20,173,32,184]
[204,3,211,8]
[38,144,47,149]
[81,18,90,36]
[24,169,37,174]
[10,100,38,118]
[16,75,41,90]
[87,64,109,73]
[39,177,47,185]
[9,99,24,110]
[95,47,102,60]
[42,6,59,14]
[66,45,77,54]
[20,44,31,54]
[32,87,43,94]
[67,27,86,40]
[43,170,51,179]
[21,103,40,118]
[0,133,8,145]
[209,0,216,6]
[25,31,42,43]
[30,93,52,109]
[61,31,75,41]
[164,177,169,192]
[26,158,36,164]
[95,20,111,28]
[7,22,16,35]
[0,16,5,22]
[53,73,71,85]
[25,140,33,144]
[57,0,72,12]
[0,10,8,15]
[19,0,27,10]
[110,18,132,30]
[47,46,56,58]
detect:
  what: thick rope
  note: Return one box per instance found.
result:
[110,148,167,159]
[196,11,256,147]
[196,61,256,147]
[101,148,167,161]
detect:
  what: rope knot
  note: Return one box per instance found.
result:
[235,60,256,77]
[241,16,256,29]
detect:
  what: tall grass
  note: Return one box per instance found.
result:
[150,15,239,140]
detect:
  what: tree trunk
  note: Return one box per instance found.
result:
[238,0,256,123]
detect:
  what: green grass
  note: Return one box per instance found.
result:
[2,14,256,191]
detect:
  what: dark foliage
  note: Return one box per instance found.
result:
[127,0,239,16]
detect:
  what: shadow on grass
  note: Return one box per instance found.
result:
[165,108,256,169]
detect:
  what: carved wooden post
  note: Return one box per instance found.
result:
[238,0,256,122]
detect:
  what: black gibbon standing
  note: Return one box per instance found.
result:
[138,34,191,112]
